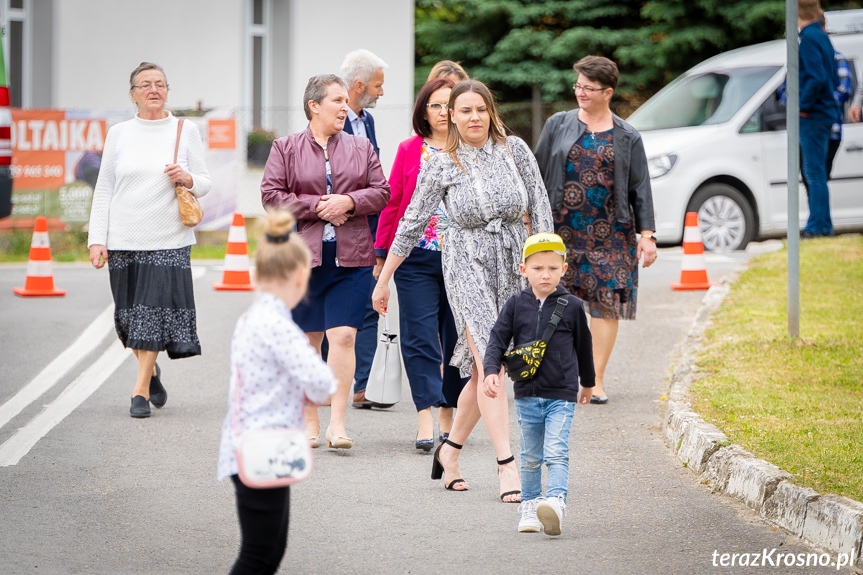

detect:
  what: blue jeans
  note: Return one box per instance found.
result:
[394,247,465,411]
[799,118,833,235]
[514,397,576,502]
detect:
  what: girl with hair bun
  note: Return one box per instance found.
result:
[217,210,337,575]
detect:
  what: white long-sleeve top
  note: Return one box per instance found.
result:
[217,292,337,481]
[87,112,212,250]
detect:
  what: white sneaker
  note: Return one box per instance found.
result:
[517,499,543,533]
[536,495,566,536]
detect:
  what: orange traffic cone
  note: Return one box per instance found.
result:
[13,216,66,297]
[671,212,715,291]
[213,213,254,291]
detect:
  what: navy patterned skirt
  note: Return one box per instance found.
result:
[107,247,201,359]
[554,130,638,321]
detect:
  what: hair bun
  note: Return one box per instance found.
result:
[263,210,296,237]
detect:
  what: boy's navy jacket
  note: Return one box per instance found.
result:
[483,285,596,401]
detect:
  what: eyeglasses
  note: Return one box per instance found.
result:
[133,82,168,91]
[426,102,448,112]
[573,83,607,94]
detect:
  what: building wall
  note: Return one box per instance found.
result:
[278,0,415,171]
[20,0,415,219]
[236,0,415,216]
[50,0,414,115]
[53,0,244,110]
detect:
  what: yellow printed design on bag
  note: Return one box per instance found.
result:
[506,341,547,381]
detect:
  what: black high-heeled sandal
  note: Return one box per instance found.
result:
[497,455,521,503]
[431,439,468,491]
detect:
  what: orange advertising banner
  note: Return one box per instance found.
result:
[11,110,108,190]
[208,119,236,149]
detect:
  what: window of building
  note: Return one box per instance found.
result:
[247,0,270,129]
[4,0,28,107]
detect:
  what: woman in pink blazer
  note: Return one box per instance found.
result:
[374,77,465,451]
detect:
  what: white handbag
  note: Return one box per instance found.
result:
[365,314,402,407]
[235,428,312,488]
[232,318,312,489]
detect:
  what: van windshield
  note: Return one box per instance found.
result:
[628,66,781,131]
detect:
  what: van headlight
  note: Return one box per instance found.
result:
[647,154,677,179]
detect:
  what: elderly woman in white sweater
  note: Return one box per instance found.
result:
[87,62,211,418]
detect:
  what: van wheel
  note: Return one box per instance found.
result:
[686,184,755,252]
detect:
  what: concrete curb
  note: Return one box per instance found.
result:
[663,271,863,570]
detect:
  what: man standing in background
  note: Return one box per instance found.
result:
[779,11,852,186]
[339,49,389,408]
[797,0,839,238]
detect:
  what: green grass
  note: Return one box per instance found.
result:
[690,234,863,502]
[0,226,259,262]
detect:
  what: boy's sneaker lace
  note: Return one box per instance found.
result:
[536,495,566,536]
[517,498,543,533]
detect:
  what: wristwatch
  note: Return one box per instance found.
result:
[641,233,657,243]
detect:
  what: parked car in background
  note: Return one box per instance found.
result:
[628,10,863,251]
[0,34,12,219]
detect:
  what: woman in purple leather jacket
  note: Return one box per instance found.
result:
[261,73,390,450]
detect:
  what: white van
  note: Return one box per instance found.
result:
[628,10,863,251]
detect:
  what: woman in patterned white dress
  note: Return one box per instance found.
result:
[373,80,553,502]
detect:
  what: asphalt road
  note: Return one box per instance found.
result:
[0,244,855,575]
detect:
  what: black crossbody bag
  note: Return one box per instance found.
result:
[502,297,569,383]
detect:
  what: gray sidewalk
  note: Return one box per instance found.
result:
[0,248,856,574]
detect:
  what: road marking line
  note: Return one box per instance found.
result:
[0,340,131,467]
[0,265,207,466]
[0,304,115,432]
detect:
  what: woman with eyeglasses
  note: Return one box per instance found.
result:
[374,78,465,452]
[87,62,211,418]
[534,55,657,405]
[373,80,553,502]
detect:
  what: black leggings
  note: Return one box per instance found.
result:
[230,475,291,575]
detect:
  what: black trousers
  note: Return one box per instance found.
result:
[230,475,291,575]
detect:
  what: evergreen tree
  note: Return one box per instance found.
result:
[416,0,859,103]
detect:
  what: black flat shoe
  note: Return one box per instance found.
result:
[415,438,434,452]
[149,363,167,408]
[130,395,151,418]
[590,395,609,405]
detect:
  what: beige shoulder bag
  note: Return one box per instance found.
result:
[173,118,204,227]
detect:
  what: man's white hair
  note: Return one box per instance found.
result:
[339,49,388,87]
